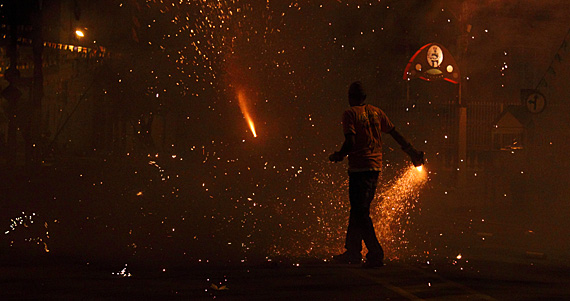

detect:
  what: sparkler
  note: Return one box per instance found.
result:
[237,89,257,138]
[372,165,429,260]
[269,164,428,261]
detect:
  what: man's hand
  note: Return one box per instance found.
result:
[403,145,424,167]
[329,151,345,162]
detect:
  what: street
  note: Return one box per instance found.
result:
[1,254,568,300]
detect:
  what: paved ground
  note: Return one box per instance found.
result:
[1,254,569,300]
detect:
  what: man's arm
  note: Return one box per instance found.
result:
[329,133,355,162]
[388,128,424,166]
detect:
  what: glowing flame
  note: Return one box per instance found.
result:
[237,90,257,138]
[416,165,423,172]
[247,118,257,138]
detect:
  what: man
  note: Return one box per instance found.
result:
[329,81,423,268]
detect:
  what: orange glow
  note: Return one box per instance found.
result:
[371,164,428,259]
[269,164,429,260]
[416,165,423,172]
[237,90,257,137]
[247,118,257,137]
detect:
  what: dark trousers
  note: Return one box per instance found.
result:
[345,171,384,261]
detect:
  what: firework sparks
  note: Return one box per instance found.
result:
[373,165,429,260]
[268,163,429,261]
[237,89,257,138]
[4,212,51,253]
[112,264,133,278]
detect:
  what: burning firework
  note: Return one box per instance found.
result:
[237,89,257,138]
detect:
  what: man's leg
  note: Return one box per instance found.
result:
[340,172,364,262]
[348,171,383,263]
[345,208,363,257]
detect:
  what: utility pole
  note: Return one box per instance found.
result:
[2,1,23,169]
[455,1,471,189]
[30,0,44,169]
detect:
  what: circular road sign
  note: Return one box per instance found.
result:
[525,92,546,113]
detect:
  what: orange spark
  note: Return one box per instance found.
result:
[237,90,257,138]
[372,165,428,259]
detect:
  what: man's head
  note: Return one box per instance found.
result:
[348,81,366,106]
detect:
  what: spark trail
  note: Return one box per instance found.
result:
[237,89,257,137]
[269,164,428,261]
[373,165,429,260]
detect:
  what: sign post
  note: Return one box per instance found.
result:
[404,43,465,187]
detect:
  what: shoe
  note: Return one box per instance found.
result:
[332,252,362,264]
[362,259,384,269]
